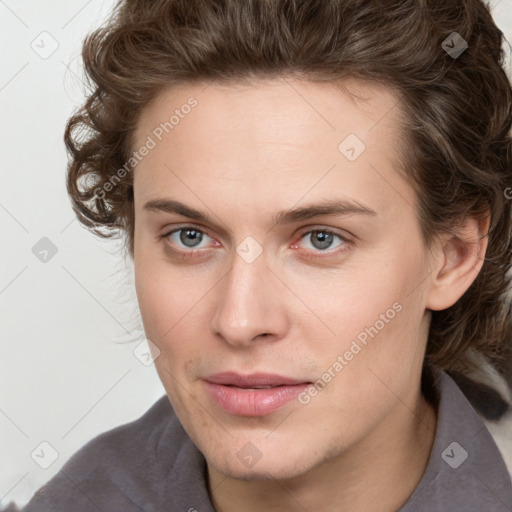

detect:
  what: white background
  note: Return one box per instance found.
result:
[1,0,512,508]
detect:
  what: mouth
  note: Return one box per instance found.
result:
[203,372,312,416]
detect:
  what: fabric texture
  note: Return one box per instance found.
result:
[16,370,512,512]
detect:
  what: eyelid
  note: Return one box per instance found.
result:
[160,224,215,247]
[160,224,354,255]
[290,227,353,258]
[160,223,354,239]
[295,225,354,242]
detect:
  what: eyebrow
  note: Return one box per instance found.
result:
[143,198,377,228]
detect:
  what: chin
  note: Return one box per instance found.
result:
[206,443,320,481]
[212,461,311,482]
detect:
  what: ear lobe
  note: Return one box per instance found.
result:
[425,213,490,311]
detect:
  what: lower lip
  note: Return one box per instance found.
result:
[204,381,310,416]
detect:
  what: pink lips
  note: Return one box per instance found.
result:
[203,372,311,416]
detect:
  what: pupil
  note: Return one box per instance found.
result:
[313,231,332,250]
[181,229,201,247]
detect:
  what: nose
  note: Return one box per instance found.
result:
[210,249,289,348]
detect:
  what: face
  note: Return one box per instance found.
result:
[132,77,435,480]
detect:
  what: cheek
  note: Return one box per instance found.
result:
[134,267,203,408]
[302,245,428,381]
[134,253,213,381]
[134,240,186,336]
[134,263,183,371]
[134,266,166,339]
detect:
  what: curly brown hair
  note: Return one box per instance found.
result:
[64,0,512,416]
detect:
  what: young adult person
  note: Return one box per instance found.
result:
[18,1,512,511]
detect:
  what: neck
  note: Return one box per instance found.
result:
[207,388,438,512]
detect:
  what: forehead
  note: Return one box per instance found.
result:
[133,77,404,150]
[132,77,414,221]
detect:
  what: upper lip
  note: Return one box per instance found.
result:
[204,372,310,387]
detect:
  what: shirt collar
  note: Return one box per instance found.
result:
[399,368,512,511]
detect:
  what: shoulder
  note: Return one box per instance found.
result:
[402,367,512,511]
[22,395,188,512]
[447,355,512,479]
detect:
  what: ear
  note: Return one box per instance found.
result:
[425,212,490,311]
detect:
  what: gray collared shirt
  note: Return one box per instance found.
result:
[19,371,512,512]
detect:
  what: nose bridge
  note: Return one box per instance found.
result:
[211,246,284,346]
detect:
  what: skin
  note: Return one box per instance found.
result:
[131,77,489,512]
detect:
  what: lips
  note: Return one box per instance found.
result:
[203,372,312,416]
[204,371,310,388]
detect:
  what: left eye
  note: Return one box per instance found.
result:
[165,227,211,249]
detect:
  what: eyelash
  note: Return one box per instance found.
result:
[160,225,353,261]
